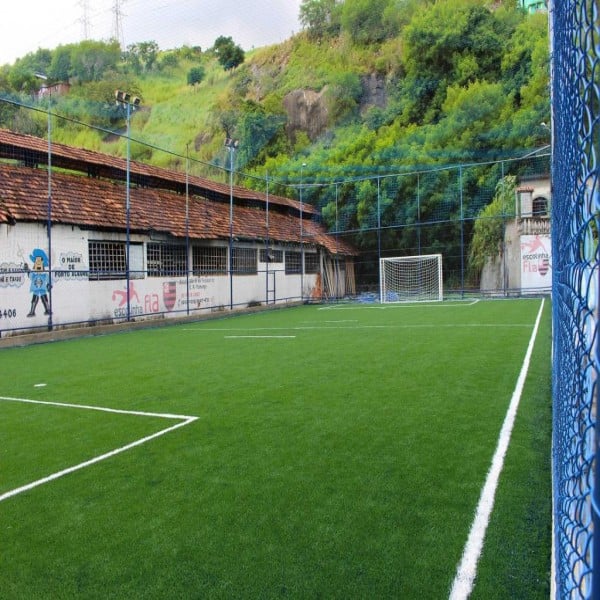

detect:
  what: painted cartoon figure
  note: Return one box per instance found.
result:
[25,249,51,317]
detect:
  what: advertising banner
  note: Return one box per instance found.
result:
[520,234,552,291]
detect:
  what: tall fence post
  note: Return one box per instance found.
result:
[459,166,464,297]
[377,176,382,262]
[46,90,53,330]
[185,143,190,316]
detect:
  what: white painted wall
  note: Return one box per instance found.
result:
[0,223,318,335]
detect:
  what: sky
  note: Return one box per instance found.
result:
[0,0,303,66]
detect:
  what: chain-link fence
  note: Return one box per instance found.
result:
[550,0,600,597]
[299,152,550,296]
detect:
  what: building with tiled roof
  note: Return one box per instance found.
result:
[0,129,356,336]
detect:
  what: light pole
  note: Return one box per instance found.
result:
[35,72,53,330]
[115,90,141,321]
[185,143,190,316]
[300,162,306,302]
[225,137,239,310]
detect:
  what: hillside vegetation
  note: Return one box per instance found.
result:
[0,0,549,253]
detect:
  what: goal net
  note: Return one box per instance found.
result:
[379,254,443,303]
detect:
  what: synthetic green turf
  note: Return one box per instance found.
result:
[0,299,550,598]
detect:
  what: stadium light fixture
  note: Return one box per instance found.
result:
[115,90,141,321]
[225,137,239,310]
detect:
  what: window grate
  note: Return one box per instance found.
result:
[193,246,227,275]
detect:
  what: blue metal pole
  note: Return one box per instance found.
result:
[185,144,190,315]
[46,91,53,331]
[126,101,131,321]
[229,146,234,310]
[300,163,306,302]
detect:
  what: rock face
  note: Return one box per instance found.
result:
[361,73,386,110]
[282,74,386,142]
[283,89,329,141]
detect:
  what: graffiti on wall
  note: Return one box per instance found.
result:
[110,277,216,317]
[55,251,87,280]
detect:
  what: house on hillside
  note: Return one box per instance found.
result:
[0,129,356,337]
[36,82,71,99]
[520,0,547,13]
[480,173,551,294]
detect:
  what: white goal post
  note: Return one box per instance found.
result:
[379,254,443,303]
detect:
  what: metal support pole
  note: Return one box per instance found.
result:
[459,166,464,298]
[36,73,53,330]
[225,138,238,311]
[377,176,382,264]
[300,163,306,302]
[335,182,339,298]
[185,143,190,315]
[115,90,141,321]
[46,90,53,330]
[125,100,131,321]
[229,149,234,310]
[417,173,421,255]
[265,172,270,304]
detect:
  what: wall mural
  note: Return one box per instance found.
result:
[25,249,51,317]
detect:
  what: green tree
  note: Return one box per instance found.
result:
[70,40,121,82]
[7,49,53,92]
[125,41,160,74]
[187,65,205,86]
[213,36,245,71]
[382,0,423,33]
[501,12,549,106]
[340,0,396,44]
[325,71,363,122]
[401,1,514,123]
[426,80,509,156]
[48,45,72,82]
[468,175,516,274]
[299,0,341,39]
[235,102,287,168]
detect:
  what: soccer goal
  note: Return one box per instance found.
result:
[379,254,443,303]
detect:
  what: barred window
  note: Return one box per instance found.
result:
[259,249,283,263]
[193,246,227,275]
[533,196,548,216]
[89,241,126,280]
[305,253,320,274]
[232,247,257,274]
[147,243,187,277]
[285,251,302,274]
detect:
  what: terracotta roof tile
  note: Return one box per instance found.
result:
[0,164,358,256]
[0,128,319,215]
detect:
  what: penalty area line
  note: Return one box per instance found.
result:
[0,396,198,504]
[448,298,545,600]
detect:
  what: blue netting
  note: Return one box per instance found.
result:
[551,0,600,597]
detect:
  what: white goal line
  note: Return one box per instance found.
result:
[0,396,198,503]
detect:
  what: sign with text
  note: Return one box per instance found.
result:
[520,234,552,290]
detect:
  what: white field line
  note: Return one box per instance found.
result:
[0,396,198,503]
[448,298,545,600]
[182,323,532,333]
[318,299,480,310]
[301,320,360,324]
[224,335,296,339]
